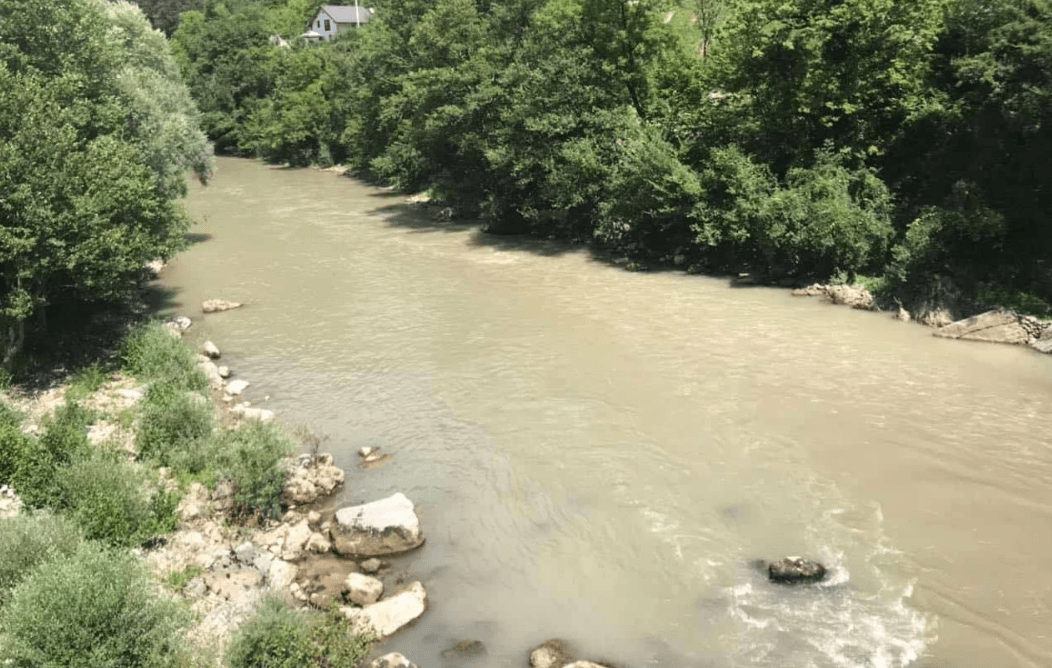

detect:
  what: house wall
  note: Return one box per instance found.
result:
[310,9,339,41]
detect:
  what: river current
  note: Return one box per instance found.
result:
[163,158,1052,667]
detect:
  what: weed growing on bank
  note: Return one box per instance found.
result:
[0,542,189,667]
[215,423,293,520]
[137,381,215,471]
[226,598,372,668]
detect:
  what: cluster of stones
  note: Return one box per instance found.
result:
[164,304,276,424]
[791,283,876,310]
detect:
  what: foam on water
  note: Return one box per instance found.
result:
[724,537,934,668]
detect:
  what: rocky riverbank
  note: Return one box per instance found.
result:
[790,283,1052,354]
[172,311,646,667]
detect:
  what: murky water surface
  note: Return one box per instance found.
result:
[165,158,1052,667]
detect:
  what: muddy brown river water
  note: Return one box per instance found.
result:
[163,158,1052,668]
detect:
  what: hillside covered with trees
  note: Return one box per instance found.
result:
[172,0,1050,317]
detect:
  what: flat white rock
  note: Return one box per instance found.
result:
[343,581,426,639]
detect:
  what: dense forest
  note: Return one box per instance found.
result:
[0,0,213,367]
[161,0,1052,318]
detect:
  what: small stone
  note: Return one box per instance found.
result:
[226,379,249,396]
[359,558,382,574]
[307,511,321,526]
[369,653,419,668]
[343,572,383,605]
[359,446,375,458]
[234,541,257,564]
[306,532,331,554]
[530,639,575,668]
[203,299,242,313]
[218,365,231,378]
[895,307,911,322]
[202,341,221,359]
[199,361,223,388]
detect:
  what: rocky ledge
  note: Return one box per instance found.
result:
[933,308,1052,354]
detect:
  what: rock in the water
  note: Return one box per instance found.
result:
[342,581,427,639]
[1032,330,1052,354]
[359,558,382,574]
[370,653,419,668]
[441,639,486,658]
[226,379,249,396]
[202,341,221,359]
[530,639,575,668]
[894,307,911,322]
[768,557,827,584]
[230,404,275,424]
[933,309,1030,345]
[218,365,231,378]
[343,572,383,605]
[164,315,192,332]
[203,299,242,313]
[359,446,375,458]
[332,493,424,557]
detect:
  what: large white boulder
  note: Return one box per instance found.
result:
[226,379,249,396]
[332,493,423,557]
[342,581,426,639]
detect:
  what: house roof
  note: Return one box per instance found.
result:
[320,5,374,24]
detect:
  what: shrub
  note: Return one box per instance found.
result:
[137,381,214,470]
[66,362,108,401]
[215,423,293,520]
[0,542,188,667]
[56,451,175,547]
[0,400,22,429]
[0,514,83,605]
[693,147,894,278]
[226,599,372,668]
[0,423,30,486]
[122,323,207,391]
[12,402,94,509]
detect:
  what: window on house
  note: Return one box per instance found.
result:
[316,20,320,28]
[324,18,331,31]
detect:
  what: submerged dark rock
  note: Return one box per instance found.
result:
[441,639,486,659]
[768,557,827,584]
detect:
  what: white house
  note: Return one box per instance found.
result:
[305,4,374,41]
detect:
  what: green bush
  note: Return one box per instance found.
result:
[226,599,372,668]
[216,423,293,520]
[11,402,94,509]
[0,514,83,605]
[0,423,30,485]
[693,147,893,278]
[137,381,214,470]
[0,542,188,667]
[122,323,207,391]
[0,400,22,429]
[66,362,107,401]
[56,451,176,547]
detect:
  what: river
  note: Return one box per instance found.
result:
[162,157,1052,668]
